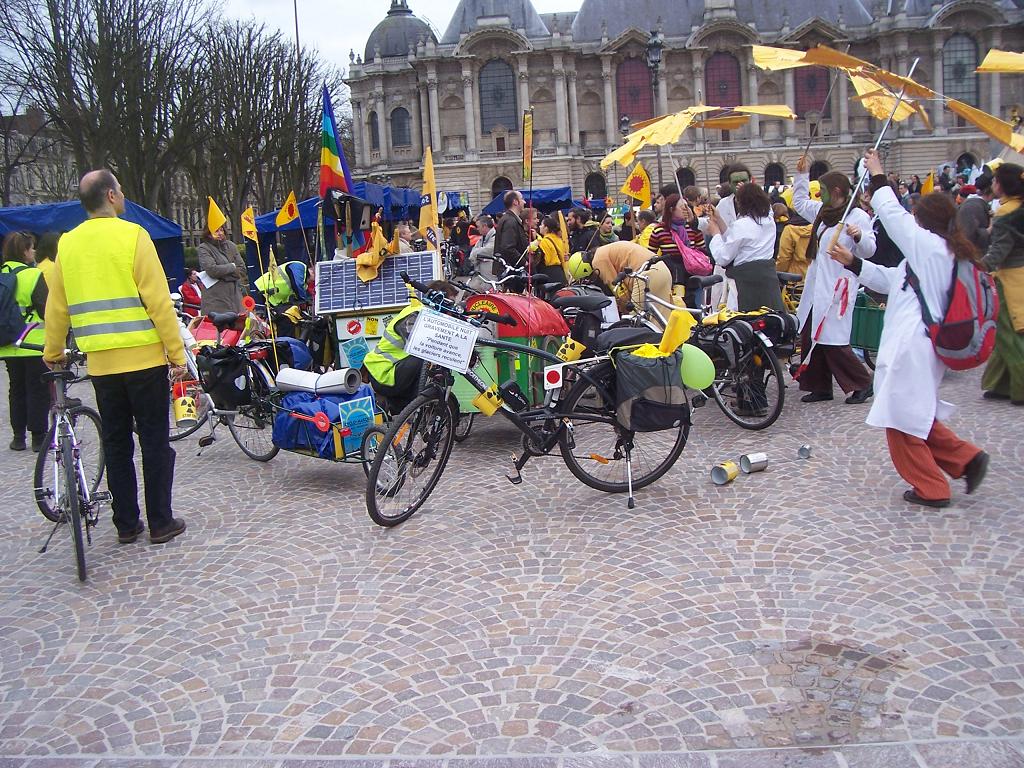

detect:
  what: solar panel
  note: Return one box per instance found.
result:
[315,250,439,315]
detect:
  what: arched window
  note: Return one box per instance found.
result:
[616,58,654,123]
[794,67,832,118]
[479,60,518,134]
[957,152,977,174]
[809,160,830,181]
[719,166,731,183]
[491,176,513,199]
[764,163,785,186]
[585,172,607,200]
[705,52,741,108]
[390,107,411,147]
[368,112,380,151]
[944,34,979,107]
[676,168,696,189]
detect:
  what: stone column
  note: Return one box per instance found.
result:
[837,69,851,142]
[602,56,616,145]
[427,64,441,151]
[461,62,478,157]
[567,68,580,151]
[784,69,797,142]
[351,101,363,167]
[745,57,761,146]
[989,28,1002,118]
[895,47,911,137]
[409,91,422,157]
[692,59,705,154]
[932,41,946,135]
[376,92,390,165]
[657,56,668,116]
[417,84,430,152]
[553,53,569,150]
[517,56,531,120]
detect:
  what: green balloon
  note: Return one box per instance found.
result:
[680,344,715,389]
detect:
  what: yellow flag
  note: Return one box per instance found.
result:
[621,162,652,209]
[356,222,389,282]
[977,49,1024,73]
[207,197,226,233]
[388,226,401,255]
[240,206,258,241]
[418,147,440,249]
[558,211,570,250]
[266,244,278,277]
[275,191,299,227]
[921,172,935,195]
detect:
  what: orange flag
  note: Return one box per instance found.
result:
[275,191,299,227]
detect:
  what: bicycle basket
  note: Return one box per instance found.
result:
[196,346,251,409]
[613,347,690,432]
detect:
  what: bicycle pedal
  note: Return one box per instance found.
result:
[691,393,708,408]
[93,491,112,504]
[197,435,215,448]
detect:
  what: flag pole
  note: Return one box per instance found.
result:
[698,90,711,196]
[251,227,280,371]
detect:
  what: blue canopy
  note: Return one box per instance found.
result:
[482,186,574,215]
[0,199,185,285]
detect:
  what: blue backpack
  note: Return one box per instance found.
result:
[0,264,29,347]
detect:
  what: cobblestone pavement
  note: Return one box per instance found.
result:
[0,365,1022,768]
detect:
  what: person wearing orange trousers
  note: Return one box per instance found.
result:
[830,150,989,507]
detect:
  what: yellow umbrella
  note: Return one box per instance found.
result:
[977,49,1024,73]
[732,104,798,120]
[947,99,1024,153]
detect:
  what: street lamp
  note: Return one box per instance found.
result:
[645,28,665,193]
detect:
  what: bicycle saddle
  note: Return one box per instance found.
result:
[593,326,661,353]
[41,369,77,383]
[687,274,724,291]
[550,295,612,312]
[208,311,242,330]
[528,274,553,284]
[777,271,803,284]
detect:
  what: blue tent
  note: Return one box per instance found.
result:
[482,186,574,215]
[0,199,185,286]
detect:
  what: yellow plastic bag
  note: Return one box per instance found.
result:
[659,309,696,354]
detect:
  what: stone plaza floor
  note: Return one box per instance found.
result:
[0,365,1022,768]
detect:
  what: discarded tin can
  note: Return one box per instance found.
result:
[711,460,740,485]
[740,452,769,474]
[798,444,813,459]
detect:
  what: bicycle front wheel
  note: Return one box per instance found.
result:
[60,432,87,582]
[365,393,456,527]
[558,362,689,493]
[35,407,104,523]
[712,335,785,430]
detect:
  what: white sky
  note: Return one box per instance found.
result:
[223,0,575,82]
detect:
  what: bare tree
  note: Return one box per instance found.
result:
[0,68,61,205]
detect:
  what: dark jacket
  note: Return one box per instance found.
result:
[983,204,1024,272]
[957,196,992,252]
[198,239,249,315]
[494,211,530,266]
[569,221,601,254]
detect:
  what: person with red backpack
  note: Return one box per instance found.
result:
[830,150,990,508]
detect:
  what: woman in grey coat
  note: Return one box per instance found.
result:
[197,225,249,315]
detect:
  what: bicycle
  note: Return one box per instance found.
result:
[364,272,693,527]
[611,260,790,430]
[17,333,109,583]
[168,295,213,442]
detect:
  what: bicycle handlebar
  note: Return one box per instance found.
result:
[466,310,517,326]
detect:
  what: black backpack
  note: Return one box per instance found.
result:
[0,264,30,347]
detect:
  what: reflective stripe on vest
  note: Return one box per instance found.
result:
[364,304,420,386]
[57,218,161,353]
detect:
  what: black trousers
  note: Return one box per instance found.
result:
[5,357,50,438]
[91,365,176,535]
[368,356,423,416]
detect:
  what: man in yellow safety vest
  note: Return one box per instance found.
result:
[44,169,188,545]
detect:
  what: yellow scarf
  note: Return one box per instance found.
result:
[995,196,1022,217]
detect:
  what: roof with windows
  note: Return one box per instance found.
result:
[440,0,550,44]
[364,0,437,62]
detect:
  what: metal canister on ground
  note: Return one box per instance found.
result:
[798,444,813,459]
[740,452,769,474]
[711,460,740,486]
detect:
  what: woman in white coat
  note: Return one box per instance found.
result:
[830,150,989,508]
[792,156,876,404]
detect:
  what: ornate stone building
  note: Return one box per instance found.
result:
[346,0,1024,209]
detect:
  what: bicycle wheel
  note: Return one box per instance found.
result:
[360,425,387,479]
[453,412,475,443]
[35,407,104,523]
[712,335,785,430]
[227,363,279,462]
[558,362,689,493]
[169,353,211,441]
[365,393,456,527]
[60,432,87,582]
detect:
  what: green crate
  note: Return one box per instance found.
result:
[850,293,885,352]
[452,347,498,412]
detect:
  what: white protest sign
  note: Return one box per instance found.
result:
[405,309,480,374]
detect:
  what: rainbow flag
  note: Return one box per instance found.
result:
[320,85,363,250]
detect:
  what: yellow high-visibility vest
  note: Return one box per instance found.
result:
[58,218,161,352]
[364,303,420,386]
[0,261,44,358]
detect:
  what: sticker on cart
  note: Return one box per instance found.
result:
[405,309,479,374]
[346,319,362,335]
[365,316,379,336]
[340,336,370,369]
[543,364,565,390]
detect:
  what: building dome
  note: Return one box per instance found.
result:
[364,0,437,62]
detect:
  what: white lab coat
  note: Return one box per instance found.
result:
[699,194,738,309]
[792,173,876,345]
[855,186,955,439]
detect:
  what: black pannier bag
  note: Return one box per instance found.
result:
[196,346,250,409]
[613,347,690,432]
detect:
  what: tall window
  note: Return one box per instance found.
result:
[585,172,607,200]
[809,160,829,181]
[676,168,696,189]
[764,162,785,186]
[479,60,518,134]
[491,176,513,199]
[616,58,654,123]
[390,107,411,147]
[705,53,741,108]
[944,34,979,107]
[368,111,380,150]
[795,67,832,118]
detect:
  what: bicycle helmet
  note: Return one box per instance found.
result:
[567,251,593,279]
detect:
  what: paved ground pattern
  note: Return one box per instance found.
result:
[0,366,1022,767]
